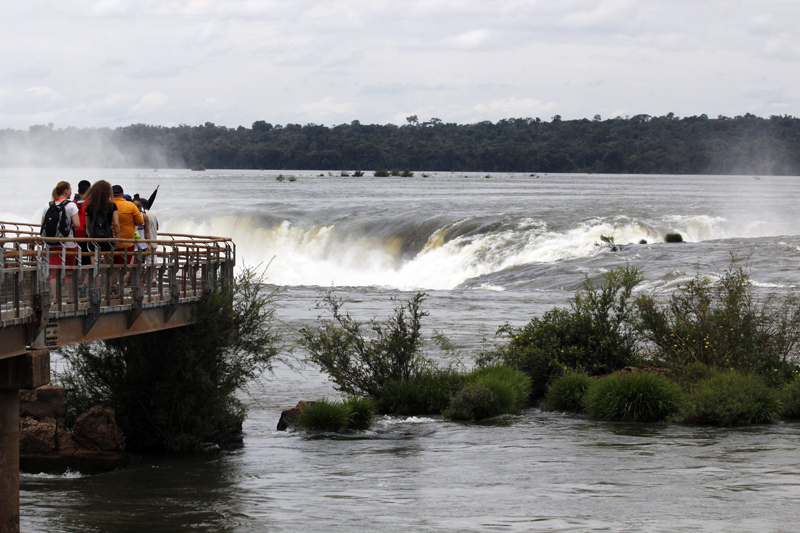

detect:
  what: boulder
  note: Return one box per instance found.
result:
[72,406,125,451]
[19,417,58,454]
[19,417,80,453]
[19,385,67,421]
[277,401,317,431]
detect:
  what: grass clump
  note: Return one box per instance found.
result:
[377,369,464,416]
[486,265,643,400]
[678,372,781,425]
[374,168,390,177]
[299,399,351,431]
[542,372,592,412]
[344,396,376,430]
[584,372,682,422]
[664,233,683,243]
[443,365,531,421]
[299,397,376,432]
[444,385,497,421]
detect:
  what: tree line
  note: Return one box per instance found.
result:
[2,113,800,174]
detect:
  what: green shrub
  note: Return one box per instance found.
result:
[299,399,350,431]
[353,170,364,177]
[55,266,281,452]
[664,233,683,243]
[542,372,592,412]
[584,372,682,422]
[374,168,390,177]
[444,365,531,421]
[468,365,531,414]
[344,396,376,430]
[680,372,781,425]
[635,265,800,385]
[377,369,464,415]
[443,385,497,421]
[377,379,425,415]
[781,377,800,419]
[496,265,643,400]
[300,292,429,398]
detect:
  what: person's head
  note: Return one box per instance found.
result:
[52,181,71,202]
[85,180,113,213]
[78,180,91,197]
[112,184,124,197]
[134,195,149,210]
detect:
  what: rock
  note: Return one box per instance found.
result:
[19,385,67,421]
[20,451,130,476]
[277,401,317,431]
[20,417,80,453]
[19,417,57,454]
[72,406,125,451]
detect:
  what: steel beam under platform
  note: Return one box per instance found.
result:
[28,303,196,351]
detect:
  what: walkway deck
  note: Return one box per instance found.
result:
[0,221,235,359]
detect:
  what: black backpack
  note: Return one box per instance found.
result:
[88,208,112,239]
[41,200,72,238]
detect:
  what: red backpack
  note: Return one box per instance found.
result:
[75,199,87,238]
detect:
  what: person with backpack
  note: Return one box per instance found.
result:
[41,181,80,299]
[84,180,121,255]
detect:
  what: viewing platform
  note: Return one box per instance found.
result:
[0,220,236,533]
[0,221,236,360]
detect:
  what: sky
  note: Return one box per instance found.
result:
[2,0,799,130]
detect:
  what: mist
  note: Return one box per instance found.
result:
[0,125,184,168]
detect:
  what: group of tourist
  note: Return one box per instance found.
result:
[42,179,160,279]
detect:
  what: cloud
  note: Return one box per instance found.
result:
[128,64,185,79]
[300,96,356,120]
[558,0,637,31]
[92,0,131,16]
[445,29,490,49]
[130,92,170,113]
[473,97,558,118]
[25,86,64,101]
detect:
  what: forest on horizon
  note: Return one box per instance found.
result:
[2,113,800,175]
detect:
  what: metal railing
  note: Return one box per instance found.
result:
[0,221,235,352]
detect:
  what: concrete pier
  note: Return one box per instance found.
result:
[0,351,50,533]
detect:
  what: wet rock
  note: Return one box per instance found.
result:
[72,406,125,452]
[20,451,130,476]
[19,385,67,422]
[277,401,317,431]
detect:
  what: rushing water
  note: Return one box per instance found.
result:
[6,169,800,532]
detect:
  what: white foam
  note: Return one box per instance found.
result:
[162,216,675,290]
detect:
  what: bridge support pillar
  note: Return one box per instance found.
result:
[0,350,50,533]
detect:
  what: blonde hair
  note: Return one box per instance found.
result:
[51,181,71,202]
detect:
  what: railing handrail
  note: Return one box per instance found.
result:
[1,219,236,359]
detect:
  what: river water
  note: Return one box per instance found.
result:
[6,169,800,532]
